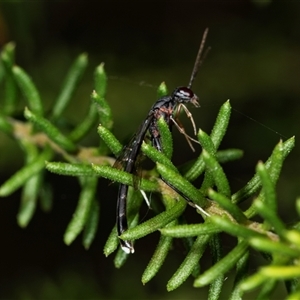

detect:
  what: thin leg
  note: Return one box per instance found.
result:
[161,178,210,217]
[117,184,135,254]
[170,115,200,152]
[140,190,151,208]
[175,103,198,136]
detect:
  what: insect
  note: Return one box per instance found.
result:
[115,28,209,254]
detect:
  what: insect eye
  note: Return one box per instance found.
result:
[175,87,194,100]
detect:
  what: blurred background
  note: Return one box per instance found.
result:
[0,0,299,299]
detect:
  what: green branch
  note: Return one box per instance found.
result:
[0,42,298,298]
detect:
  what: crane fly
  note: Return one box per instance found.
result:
[115,28,210,254]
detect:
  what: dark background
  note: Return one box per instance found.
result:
[0,1,299,299]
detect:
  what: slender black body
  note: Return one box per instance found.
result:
[116,29,209,254]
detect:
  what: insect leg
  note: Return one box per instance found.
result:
[169,115,200,152]
[117,183,135,254]
[115,115,153,254]
[176,103,198,136]
[161,178,210,217]
[140,190,151,207]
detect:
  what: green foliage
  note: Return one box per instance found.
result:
[0,42,299,299]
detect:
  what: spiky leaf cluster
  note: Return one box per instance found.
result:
[0,43,299,299]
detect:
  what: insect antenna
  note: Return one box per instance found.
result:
[188,28,210,89]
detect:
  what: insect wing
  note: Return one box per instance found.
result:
[112,134,141,190]
[113,113,154,189]
[113,133,137,171]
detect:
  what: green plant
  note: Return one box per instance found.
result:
[0,42,299,299]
